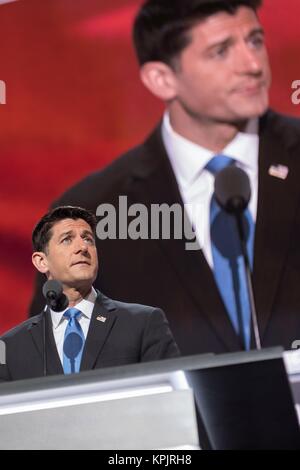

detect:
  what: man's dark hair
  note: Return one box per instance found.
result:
[32,206,97,253]
[133,0,262,67]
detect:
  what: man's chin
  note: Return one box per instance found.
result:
[65,277,95,290]
[234,98,269,120]
[69,266,97,282]
[227,110,267,127]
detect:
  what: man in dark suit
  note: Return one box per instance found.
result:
[30,0,300,355]
[0,206,179,382]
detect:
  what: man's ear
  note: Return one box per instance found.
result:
[32,252,49,274]
[140,61,178,101]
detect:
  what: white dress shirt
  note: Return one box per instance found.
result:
[161,112,259,267]
[50,287,97,365]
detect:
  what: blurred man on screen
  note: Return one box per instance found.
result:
[29,0,300,356]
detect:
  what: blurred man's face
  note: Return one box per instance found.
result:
[171,6,271,124]
[41,218,98,290]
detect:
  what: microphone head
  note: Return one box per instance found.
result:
[42,280,69,312]
[214,166,251,214]
[42,279,63,300]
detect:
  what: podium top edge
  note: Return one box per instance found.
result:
[0,346,285,396]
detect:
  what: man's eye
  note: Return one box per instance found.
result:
[84,237,94,245]
[250,35,264,49]
[214,46,228,58]
[62,237,71,244]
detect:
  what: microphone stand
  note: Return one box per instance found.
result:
[42,292,69,376]
[42,307,48,376]
[234,213,261,350]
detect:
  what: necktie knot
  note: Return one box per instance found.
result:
[206,155,235,175]
[64,307,81,322]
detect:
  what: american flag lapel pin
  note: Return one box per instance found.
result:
[96,315,107,323]
[268,164,289,180]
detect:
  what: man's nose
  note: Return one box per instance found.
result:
[235,43,262,75]
[74,238,88,252]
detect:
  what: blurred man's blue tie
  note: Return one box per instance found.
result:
[206,155,255,350]
[63,307,85,374]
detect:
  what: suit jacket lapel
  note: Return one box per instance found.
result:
[253,111,300,339]
[80,292,117,371]
[124,126,242,351]
[29,315,44,358]
[29,309,63,375]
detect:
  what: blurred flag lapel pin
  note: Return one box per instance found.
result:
[268,164,289,180]
[96,315,107,323]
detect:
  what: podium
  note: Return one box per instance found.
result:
[0,347,299,449]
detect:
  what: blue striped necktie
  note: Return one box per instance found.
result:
[206,155,255,350]
[63,307,85,374]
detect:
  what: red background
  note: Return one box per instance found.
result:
[0,0,299,333]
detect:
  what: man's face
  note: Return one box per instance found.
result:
[171,6,271,124]
[40,218,98,289]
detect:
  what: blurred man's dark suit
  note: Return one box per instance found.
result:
[29,110,300,355]
[1,292,179,381]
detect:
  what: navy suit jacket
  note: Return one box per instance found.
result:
[1,292,179,381]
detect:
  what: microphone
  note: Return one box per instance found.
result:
[214,166,261,350]
[214,166,251,214]
[41,280,69,377]
[43,280,69,312]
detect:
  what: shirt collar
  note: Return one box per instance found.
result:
[224,118,259,173]
[162,111,259,190]
[50,286,97,330]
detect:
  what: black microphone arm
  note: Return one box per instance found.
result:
[42,280,69,375]
[214,166,261,350]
